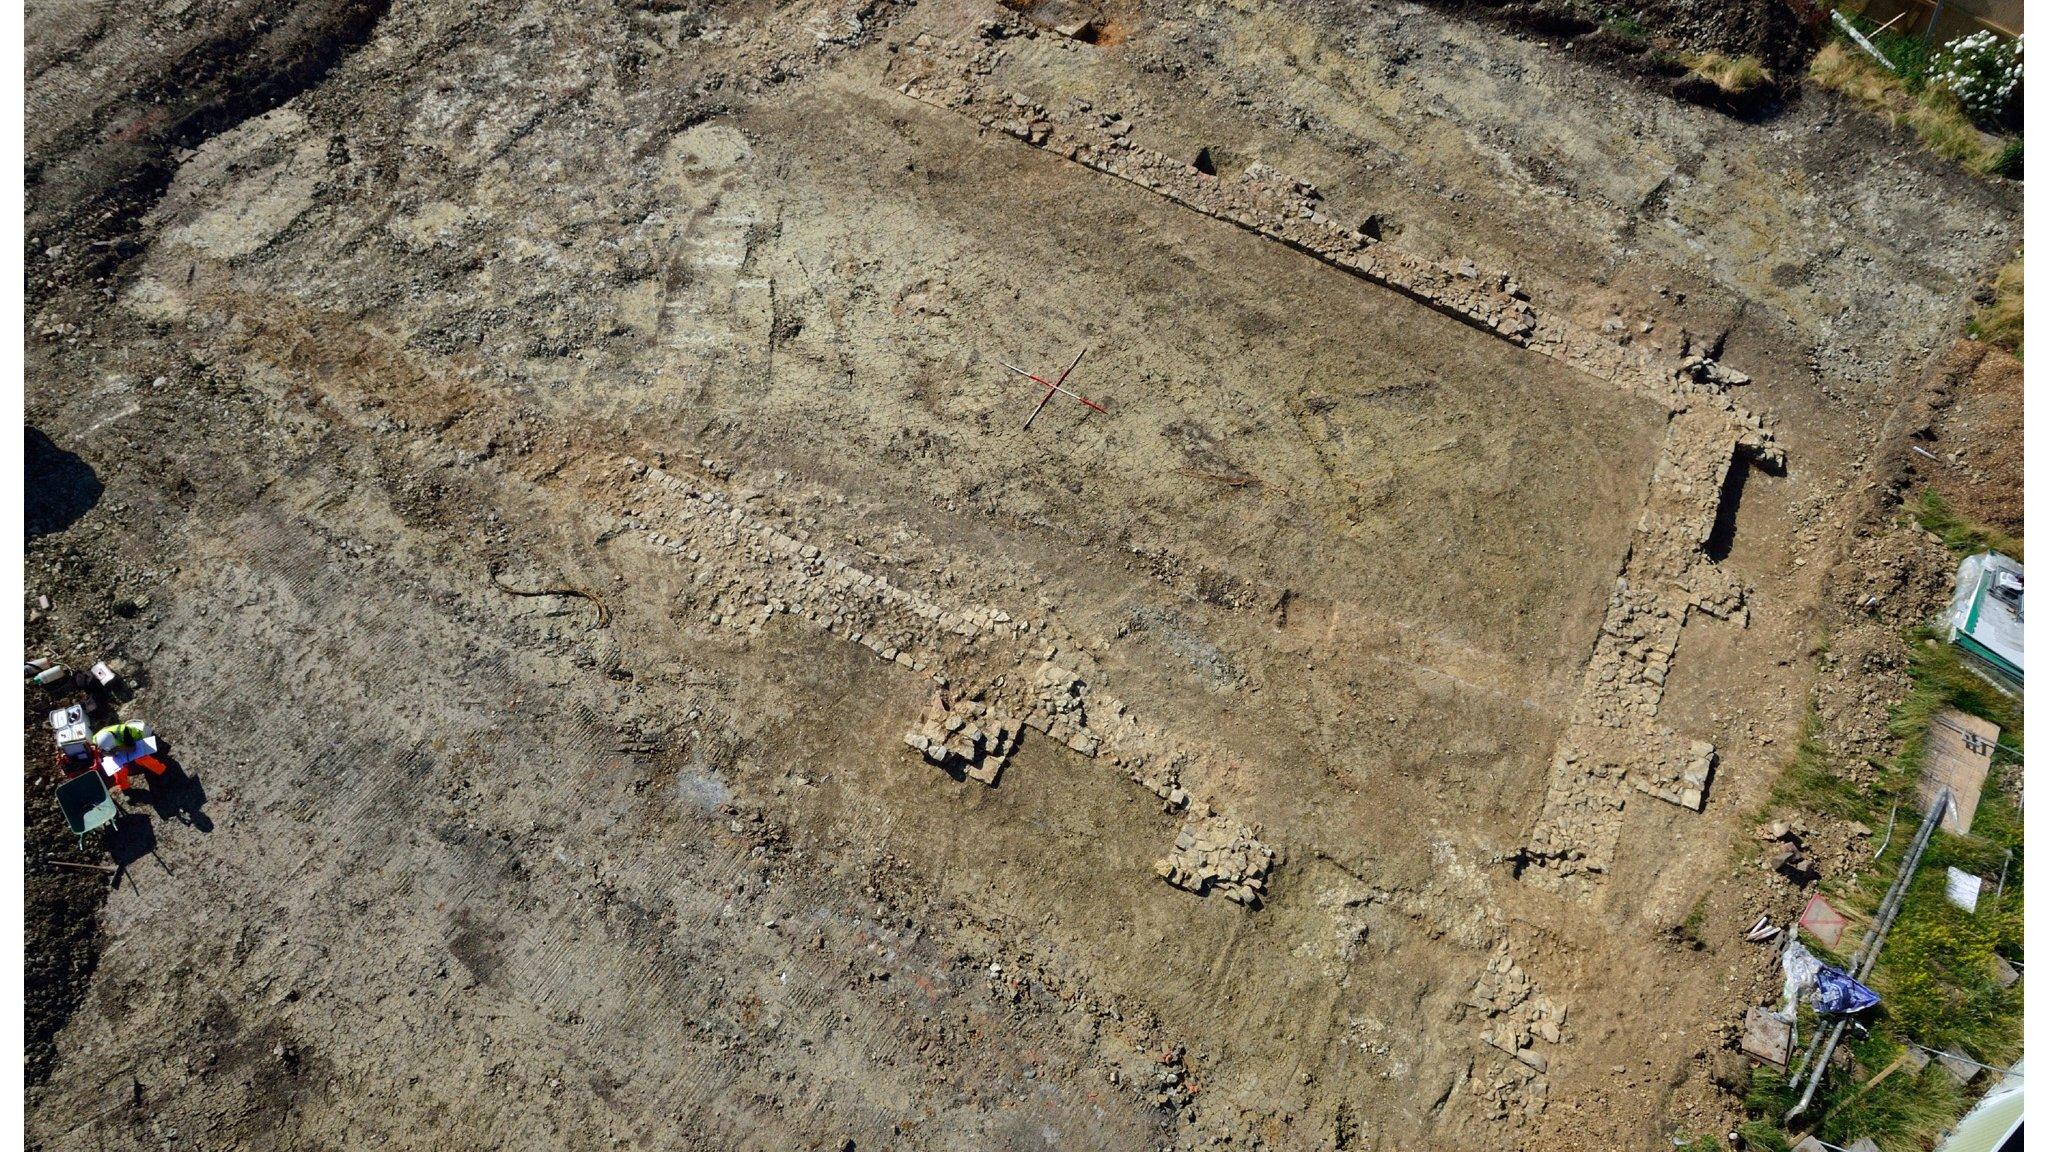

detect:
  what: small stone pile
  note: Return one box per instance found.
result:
[904,693,1019,785]
[1627,730,1715,811]
[1466,951,1565,1120]
[1024,661,1099,757]
[1156,812,1275,906]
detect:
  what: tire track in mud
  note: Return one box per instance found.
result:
[93,477,1067,1145]
[97,181,1574,1143]
[64,541,708,1138]
[27,0,394,302]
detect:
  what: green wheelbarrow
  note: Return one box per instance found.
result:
[55,769,118,846]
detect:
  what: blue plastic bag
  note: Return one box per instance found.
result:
[1811,965,1880,1015]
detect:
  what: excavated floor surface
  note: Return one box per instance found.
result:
[23,1,2019,1149]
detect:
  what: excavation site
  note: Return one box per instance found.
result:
[24,0,2026,1148]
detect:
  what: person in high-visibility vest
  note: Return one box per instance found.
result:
[93,720,151,754]
[92,719,164,790]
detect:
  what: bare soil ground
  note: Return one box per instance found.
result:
[1914,341,2024,536]
[23,1,2019,1149]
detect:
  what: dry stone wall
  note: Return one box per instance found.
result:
[884,31,1785,899]
[618,460,1281,904]
[905,691,1018,785]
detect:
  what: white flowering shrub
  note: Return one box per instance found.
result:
[1928,31,2023,123]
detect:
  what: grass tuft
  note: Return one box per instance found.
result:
[1905,88,1996,166]
[1810,41,1900,103]
[1736,1119,1792,1152]
[1685,50,1773,93]
[1807,42,2011,175]
[1745,1066,1798,1121]
[1748,538,2025,1149]
[1915,490,2023,561]
[1603,13,1647,39]
[1969,255,2023,357]
[1983,136,2022,178]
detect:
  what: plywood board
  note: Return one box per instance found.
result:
[1920,708,1996,835]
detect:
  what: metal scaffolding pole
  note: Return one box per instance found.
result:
[1784,788,1950,1121]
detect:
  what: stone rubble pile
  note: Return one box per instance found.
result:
[1625,730,1717,810]
[1024,661,1100,757]
[1156,812,1275,906]
[1465,951,1565,1121]
[905,692,1019,785]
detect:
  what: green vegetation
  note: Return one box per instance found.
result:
[1807,41,2018,177]
[1601,10,1647,39]
[1927,31,2024,125]
[1735,1118,1792,1152]
[1817,1033,1970,1148]
[1768,561,2024,831]
[1967,253,2024,358]
[1765,708,1877,826]
[1872,855,2022,1053]
[1860,24,1937,91]
[1916,489,2023,560]
[1985,136,2023,178]
[1746,771,2021,1147]
[1746,1039,1966,1149]
[1811,40,1909,103]
[1747,503,2023,1149]
[1906,88,2004,167]
[1890,630,2023,775]
[1677,892,1711,949]
[1745,1066,1798,1126]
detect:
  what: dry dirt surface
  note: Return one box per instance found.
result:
[23,1,2019,1149]
[1914,340,2024,536]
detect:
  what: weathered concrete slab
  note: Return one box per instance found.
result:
[1741,1007,1791,1067]
[1938,1046,1985,1084]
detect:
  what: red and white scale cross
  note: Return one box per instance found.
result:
[995,347,1107,430]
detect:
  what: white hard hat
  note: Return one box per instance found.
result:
[96,731,118,752]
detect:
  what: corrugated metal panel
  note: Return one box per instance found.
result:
[1936,1060,2023,1152]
